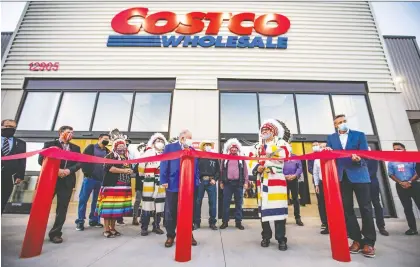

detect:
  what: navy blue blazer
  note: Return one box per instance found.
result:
[326,130,370,183]
[160,142,200,192]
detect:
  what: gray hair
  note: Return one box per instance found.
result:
[178,129,191,138]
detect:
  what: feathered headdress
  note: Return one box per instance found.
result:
[223,138,243,154]
[109,128,128,157]
[146,132,168,149]
[275,119,292,143]
[260,119,283,138]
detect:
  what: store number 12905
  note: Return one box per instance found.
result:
[29,62,59,71]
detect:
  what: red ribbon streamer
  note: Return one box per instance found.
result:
[2,146,420,163]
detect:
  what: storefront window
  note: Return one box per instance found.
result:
[130,93,171,132]
[92,93,132,131]
[296,94,335,134]
[54,92,96,131]
[221,93,259,133]
[259,94,298,134]
[17,92,60,130]
[332,95,374,135]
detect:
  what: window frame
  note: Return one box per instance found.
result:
[220,92,260,134]
[218,80,379,143]
[15,89,174,140]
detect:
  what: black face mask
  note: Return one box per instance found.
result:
[1,128,16,138]
[101,140,109,146]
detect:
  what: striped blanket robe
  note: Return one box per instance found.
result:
[138,148,166,216]
[254,138,291,222]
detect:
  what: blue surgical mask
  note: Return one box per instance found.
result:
[338,123,348,132]
[312,146,320,152]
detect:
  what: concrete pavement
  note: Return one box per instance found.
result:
[1,213,420,267]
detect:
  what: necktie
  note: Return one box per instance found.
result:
[2,139,10,156]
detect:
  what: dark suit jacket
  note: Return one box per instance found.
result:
[326,129,370,183]
[1,137,27,184]
[38,140,81,189]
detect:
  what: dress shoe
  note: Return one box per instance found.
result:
[192,236,198,246]
[379,228,389,236]
[405,229,419,235]
[362,245,375,258]
[320,228,329,235]
[296,219,304,226]
[278,240,288,251]
[165,237,174,248]
[235,223,245,230]
[141,229,149,236]
[220,222,228,229]
[261,239,270,248]
[349,241,361,254]
[209,224,218,230]
[50,236,63,244]
[132,217,139,226]
[152,227,164,235]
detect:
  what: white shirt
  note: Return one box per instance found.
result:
[313,159,322,186]
[339,130,349,149]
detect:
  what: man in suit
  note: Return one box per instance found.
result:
[1,119,26,214]
[326,114,376,258]
[38,125,81,244]
[160,129,200,248]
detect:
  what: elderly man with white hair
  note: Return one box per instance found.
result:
[160,129,200,248]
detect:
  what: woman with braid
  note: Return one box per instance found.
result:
[251,119,292,251]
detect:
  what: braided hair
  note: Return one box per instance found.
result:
[275,119,292,143]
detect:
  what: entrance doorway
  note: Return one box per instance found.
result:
[217,140,321,220]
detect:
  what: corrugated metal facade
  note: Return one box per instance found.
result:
[1,1,396,91]
[1,32,13,60]
[384,36,420,111]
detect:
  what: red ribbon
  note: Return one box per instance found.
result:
[1,146,420,163]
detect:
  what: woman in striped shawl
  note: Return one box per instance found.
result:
[138,133,168,236]
[251,119,292,251]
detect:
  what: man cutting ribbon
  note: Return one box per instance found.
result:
[252,119,291,251]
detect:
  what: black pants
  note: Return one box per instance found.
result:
[261,220,286,242]
[49,182,73,239]
[287,179,301,220]
[298,181,306,204]
[395,182,420,231]
[370,178,385,229]
[317,181,328,225]
[1,171,13,214]
[341,173,376,246]
[164,190,196,239]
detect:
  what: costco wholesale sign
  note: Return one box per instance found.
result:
[108,7,291,49]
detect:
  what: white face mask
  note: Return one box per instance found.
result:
[184,138,193,147]
[205,146,212,152]
[312,146,320,152]
[155,142,164,151]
